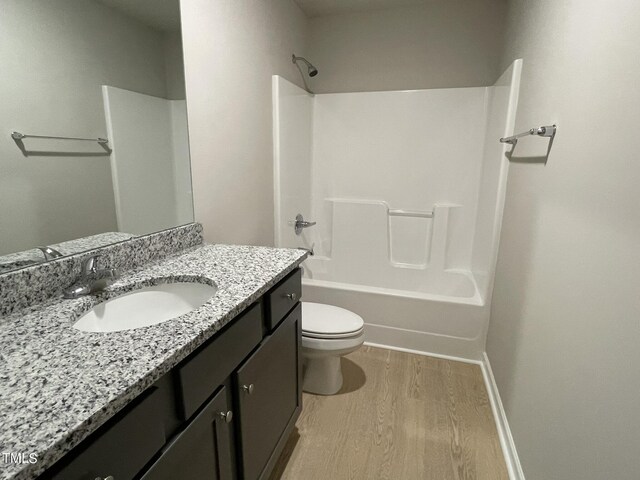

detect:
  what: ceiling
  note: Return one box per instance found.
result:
[294,0,428,17]
[95,0,181,32]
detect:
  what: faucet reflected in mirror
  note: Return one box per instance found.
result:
[37,246,63,261]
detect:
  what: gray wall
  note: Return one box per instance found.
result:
[0,0,170,255]
[486,1,640,478]
[182,0,310,246]
[306,0,507,93]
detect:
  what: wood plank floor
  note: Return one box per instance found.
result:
[270,346,508,480]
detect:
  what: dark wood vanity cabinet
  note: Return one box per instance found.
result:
[40,268,302,480]
[177,304,263,421]
[139,385,235,480]
[47,387,167,480]
[235,304,302,480]
[264,268,302,331]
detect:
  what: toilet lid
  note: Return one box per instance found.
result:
[302,302,364,337]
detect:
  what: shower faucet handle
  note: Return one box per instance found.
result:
[292,213,316,236]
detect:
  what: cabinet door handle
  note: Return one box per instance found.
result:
[242,384,255,395]
[285,293,297,301]
[217,410,233,423]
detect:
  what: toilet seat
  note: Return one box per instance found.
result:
[302,302,364,339]
[302,328,364,340]
[301,332,365,353]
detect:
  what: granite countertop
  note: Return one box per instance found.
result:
[0,232,134,275]
[0,243,307,480]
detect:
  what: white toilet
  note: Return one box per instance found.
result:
[301,302,365,395]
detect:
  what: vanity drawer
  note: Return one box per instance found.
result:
[265,268,302,331]
[48,386,165,480]
[177,303,263,420]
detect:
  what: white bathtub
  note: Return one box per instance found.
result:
[301,258,489,361]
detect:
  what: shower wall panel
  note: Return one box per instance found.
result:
[273,63,522,358]
[471,60,522,300]
[272,76,314,247]
[311,87,488,270]
[102,86,191,235]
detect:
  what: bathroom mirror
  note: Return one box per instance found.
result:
[0,0,193,274]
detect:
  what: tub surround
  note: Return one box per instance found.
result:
[273,60,522,361]
[0,229,307,480]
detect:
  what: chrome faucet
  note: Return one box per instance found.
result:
[37,246,63,260]
[63,254,119,299]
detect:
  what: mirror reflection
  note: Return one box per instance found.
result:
[0,0,193,273]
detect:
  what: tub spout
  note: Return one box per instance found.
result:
[297,246,314,256]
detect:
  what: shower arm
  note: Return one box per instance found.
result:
[292,54,309,67]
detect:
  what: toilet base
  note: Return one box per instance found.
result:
[303,355,343,395]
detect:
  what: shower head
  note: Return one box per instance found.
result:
[292,54,318,77]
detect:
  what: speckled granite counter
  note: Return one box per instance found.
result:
[0,232,134,275]
[0,243,307,480]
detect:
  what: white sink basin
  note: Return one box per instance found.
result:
[73,282,217,333]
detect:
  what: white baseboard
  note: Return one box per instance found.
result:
[364,323,483,362]
[363,341,482,365]
[360,342,523,478]
[480,352,525,480]
[361,344,524,478]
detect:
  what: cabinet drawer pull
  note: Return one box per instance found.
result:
[217,410,233,423]
[242,384,255,395]
[285,293,297,301]
[95,476,114,480]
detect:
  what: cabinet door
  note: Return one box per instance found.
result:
[234,304,301,480]
[140,386,234,480]
[177,303,263,420]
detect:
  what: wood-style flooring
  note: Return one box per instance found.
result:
[270,346,508,480]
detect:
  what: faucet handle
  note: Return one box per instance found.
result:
[81,255,100,275]
[293,213,317,236]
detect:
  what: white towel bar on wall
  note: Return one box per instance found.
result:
[11,131,109,145]
[10,130,112,156]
